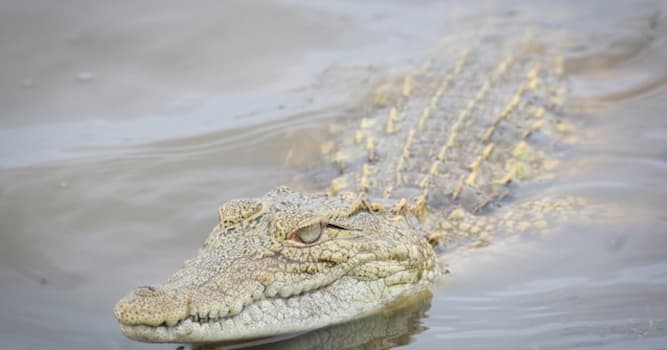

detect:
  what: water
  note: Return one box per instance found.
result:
[1,1,666,349]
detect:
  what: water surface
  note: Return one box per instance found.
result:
[1,1,666,349]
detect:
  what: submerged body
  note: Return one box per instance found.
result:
[114,25,576,343]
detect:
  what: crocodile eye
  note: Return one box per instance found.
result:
[292,223,324,244]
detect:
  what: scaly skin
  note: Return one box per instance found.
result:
[114,26,577,343]
[195,290,433,350]
[114,188,438,342]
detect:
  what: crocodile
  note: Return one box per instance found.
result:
[114,25,580,343]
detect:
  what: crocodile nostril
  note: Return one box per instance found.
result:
[138,285,157,292]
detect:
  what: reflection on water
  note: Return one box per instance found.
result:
[1,1,667,350]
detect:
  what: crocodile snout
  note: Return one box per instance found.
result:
[113,286,189,327]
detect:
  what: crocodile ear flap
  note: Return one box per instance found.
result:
[218,199,266,229]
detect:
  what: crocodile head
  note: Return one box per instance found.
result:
[113,186,438,343]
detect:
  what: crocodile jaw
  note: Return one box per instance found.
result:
[116,271,437,343]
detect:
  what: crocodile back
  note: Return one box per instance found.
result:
[325,25,569,221]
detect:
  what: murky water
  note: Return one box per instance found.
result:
[1,1,666,349]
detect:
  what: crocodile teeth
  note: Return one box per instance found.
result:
[218,305,230,318]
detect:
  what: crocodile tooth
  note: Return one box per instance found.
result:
[219,305,230,318]
[229,300,243,315]
[265,285,279,298]
[278,286,292,298]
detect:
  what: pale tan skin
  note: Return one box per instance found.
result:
[114,188,439,342]
[114,26,579,343]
